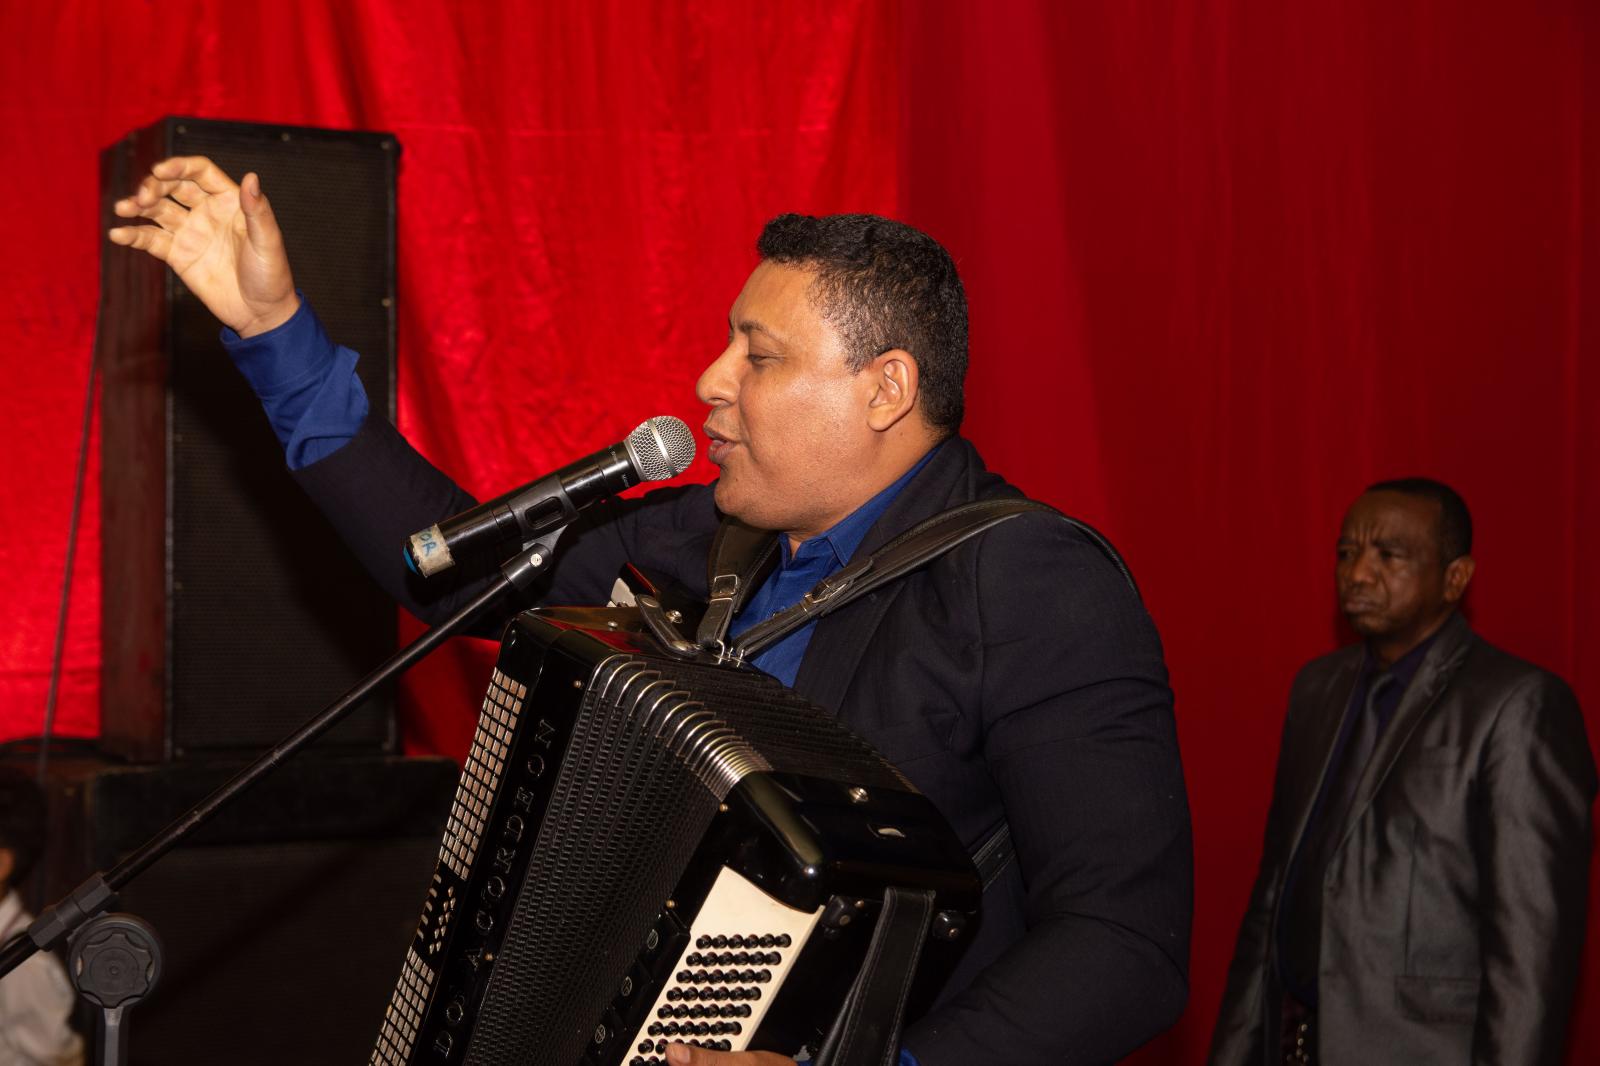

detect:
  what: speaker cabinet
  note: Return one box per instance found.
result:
[33,753,456,1065]
[98,116,400,759]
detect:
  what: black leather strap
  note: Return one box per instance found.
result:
[813,887,936,1066]
[735,497,1138,657]
[696,517,779,650]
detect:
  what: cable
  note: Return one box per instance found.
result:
[37,303,101,785]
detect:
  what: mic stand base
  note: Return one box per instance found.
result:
[69,913,163,1066]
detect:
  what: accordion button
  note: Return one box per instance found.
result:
[676,970,692,983]
[775,934,792,948]
[711,936,728,948]
[754,970,771,984]
[648,1024,663,1036]
[758,935,776,948]
[727,935,743,948]
[696,936,711,949]
[638,1041,652,1054]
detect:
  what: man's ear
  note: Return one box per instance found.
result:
[1443,555,1475,604]
[864,349,919,432]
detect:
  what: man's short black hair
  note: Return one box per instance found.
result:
[1367,477,1473,562]
[756,213,968,433]
[0,768,47,889]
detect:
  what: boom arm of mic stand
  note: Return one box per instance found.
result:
[0,535,559,982]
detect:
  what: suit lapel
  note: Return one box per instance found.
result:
[1334,612,1473,848]
[1281,651,1364,859]
[791,438,977,713]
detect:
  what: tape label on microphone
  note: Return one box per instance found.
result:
[409,526,456,577]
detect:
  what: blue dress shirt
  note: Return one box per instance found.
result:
[220,296,368,469]
[727,447,937,686]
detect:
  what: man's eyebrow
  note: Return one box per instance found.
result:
[731,317,785,345]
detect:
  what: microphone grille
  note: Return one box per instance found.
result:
[627,415,697,482]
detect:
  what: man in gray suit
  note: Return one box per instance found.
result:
[1210,478,1594,1065]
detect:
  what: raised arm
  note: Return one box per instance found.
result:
[109,155,300,337]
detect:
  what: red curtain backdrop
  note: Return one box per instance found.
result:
[1,2,1594,1061]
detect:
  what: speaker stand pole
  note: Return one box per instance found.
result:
[0,533,559,982]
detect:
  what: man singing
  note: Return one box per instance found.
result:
[110,157,1192,1064]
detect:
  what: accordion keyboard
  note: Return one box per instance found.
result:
[624,867,821,1063]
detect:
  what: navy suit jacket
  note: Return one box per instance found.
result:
[296,418,1194,1064]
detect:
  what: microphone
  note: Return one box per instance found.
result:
[405,415,696,577]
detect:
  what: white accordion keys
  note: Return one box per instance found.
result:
[624,867,823,1064]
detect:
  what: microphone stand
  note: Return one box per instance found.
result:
[0,534,558,995]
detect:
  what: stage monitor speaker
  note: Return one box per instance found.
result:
[33,753,456,1065]
[98,116,400,760]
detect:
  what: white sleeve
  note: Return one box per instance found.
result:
[0,950,85,1066]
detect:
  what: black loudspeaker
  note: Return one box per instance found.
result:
[33,754,457,1065]
[98,116,400,760]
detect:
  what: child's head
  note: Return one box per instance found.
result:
[0,769,47,896]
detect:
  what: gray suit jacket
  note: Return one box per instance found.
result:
[1209,612,1595,1065]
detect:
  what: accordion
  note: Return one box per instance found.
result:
[372,608,980,1066]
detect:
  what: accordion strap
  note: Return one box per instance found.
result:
[730,496,1138,657]
[697,517,780,651]
[813,886,936,1066]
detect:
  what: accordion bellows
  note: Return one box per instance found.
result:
[373,609,978,1066]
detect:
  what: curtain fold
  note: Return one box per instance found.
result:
[1,1,1593,1059]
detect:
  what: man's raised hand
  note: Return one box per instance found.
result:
[109,156,300,338]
